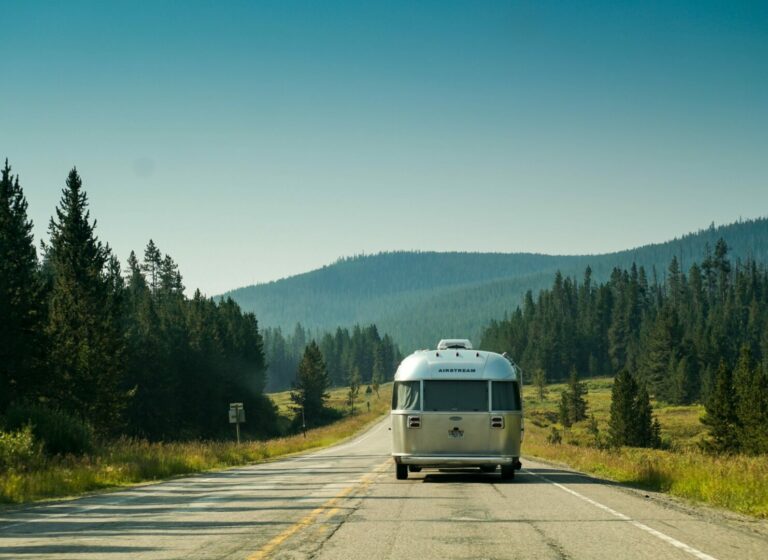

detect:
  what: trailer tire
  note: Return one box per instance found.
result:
[500,465,515,480]
[396,463,408,480]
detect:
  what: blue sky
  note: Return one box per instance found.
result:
[2,1,767,294]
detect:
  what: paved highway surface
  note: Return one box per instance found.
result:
[1,419,767,560]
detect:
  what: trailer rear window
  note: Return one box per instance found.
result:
[491,381,521,411]
[392,381,420,410]
[423,381,488,412]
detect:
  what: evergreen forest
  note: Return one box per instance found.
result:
[0,161,400,446]
[481,242,768,453]
[263,323,401,392]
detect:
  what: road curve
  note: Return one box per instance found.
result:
[1,418,767,560]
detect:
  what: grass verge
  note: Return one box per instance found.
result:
[523,379,768,518]
[0,384,392,505]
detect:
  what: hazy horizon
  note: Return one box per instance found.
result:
[4,1,767,294]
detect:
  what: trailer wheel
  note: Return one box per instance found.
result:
[500,465,515,480]
[396,463,408,480]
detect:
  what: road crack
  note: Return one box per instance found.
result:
[527,521,572,560]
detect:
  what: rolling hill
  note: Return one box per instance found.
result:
[221,218,768,351]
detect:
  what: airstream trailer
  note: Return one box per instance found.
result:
[391,339,523,480]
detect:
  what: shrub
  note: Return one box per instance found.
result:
[547,426,562,444]
[0,426,41,470]
[4,404,94,456]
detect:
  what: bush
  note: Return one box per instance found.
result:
[4,404,94,456]
[0,426,41,470]
[547,426,563,444]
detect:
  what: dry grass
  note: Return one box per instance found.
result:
[0,384,392,505]
[523,378,768,517]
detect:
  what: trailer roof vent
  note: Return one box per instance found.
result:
[437,339,473,350]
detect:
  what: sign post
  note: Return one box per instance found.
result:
[229,402,245,444]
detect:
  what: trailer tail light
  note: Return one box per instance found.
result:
[491,415,504,428]
[407,415,421,428]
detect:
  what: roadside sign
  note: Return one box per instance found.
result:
[228,402,245,443]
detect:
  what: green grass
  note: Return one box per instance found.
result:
[0,383,392,505]
[523,378,768,518]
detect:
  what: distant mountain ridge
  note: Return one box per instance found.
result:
[222,218,768,351]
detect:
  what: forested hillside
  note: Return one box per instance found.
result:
[223,218,768,350]
[481,241,768,454]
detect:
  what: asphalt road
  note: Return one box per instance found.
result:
[1,419,767,560]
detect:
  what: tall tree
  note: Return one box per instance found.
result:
[290,341,331,429]
[732,346,768,454]
[701,361,738,452]
[46,168,127,431]
[532,368,548,401]
[0,160,46,410]
[142,239,162,294]
[608,370,660,448]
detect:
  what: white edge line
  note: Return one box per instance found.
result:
[523,469,719,560]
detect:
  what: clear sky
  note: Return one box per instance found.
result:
[3,1,767,295]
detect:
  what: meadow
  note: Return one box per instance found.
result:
[522,379,768,518]
[0,384,392,505]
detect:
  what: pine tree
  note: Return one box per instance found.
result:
[0,160,46,410]
[609,370,636,446]
[46,168,127,431]
[142,239,162,294]
[634,383,659,447]
[607,370,658,447]
[701,361,737,452]
[346,367,361,414]
[733,345,768,454]
[568,367,588,422]
[290,341,330,429]
[669,343,698,405]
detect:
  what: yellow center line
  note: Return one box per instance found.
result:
[247,460,390,560]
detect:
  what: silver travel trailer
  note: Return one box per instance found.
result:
[390,339,523,480]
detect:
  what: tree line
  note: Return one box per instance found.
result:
[263,323,401,392]
[224,219,768,351]
[1,160,404,446]
[482,241,768,453]
[0,161,276,442]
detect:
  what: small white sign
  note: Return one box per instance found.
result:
[228,403,245,424]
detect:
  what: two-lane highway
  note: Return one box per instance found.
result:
[1,419,767,559]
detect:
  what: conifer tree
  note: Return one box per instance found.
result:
[732,346,768,454]
[532,368,548,401]
[142,239,161,294]
[0,160,46,410]
[567,367,588,422]
[608,370,637,447]
[371,346,384,397]
[290,341,330,428]
[46,168,127,431]
[346,367,361,414]
[701,361,738,452]
[608,370,659,447]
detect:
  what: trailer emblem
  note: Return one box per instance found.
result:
[449,427,464,438]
